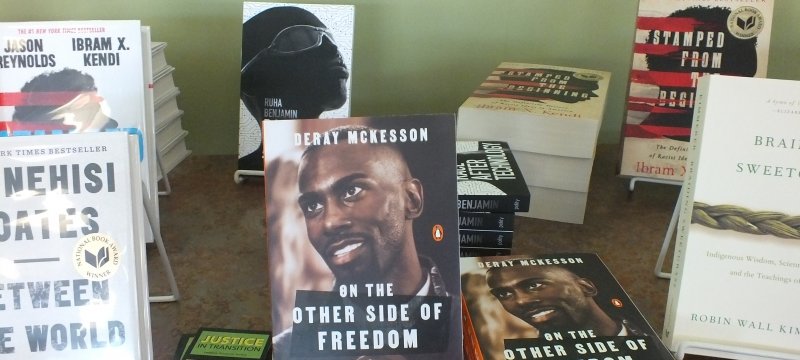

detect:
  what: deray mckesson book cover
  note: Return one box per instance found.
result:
[263,114,462,359]
[619,0,774,181]
[238,2,354,171]
[460,253,674,360]
[457,141,530,213]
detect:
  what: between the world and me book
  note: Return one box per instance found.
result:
[460,253,674,360]
[0,132,152,359]
[263,114,462,359]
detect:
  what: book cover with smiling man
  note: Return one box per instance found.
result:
[263,114,463,359]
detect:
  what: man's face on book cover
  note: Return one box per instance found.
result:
[241,7,349,119]
[297,142,419,285]
[12,69,118,133]
[486,265,597,332]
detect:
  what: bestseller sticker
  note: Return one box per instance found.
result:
[73,233,122,281]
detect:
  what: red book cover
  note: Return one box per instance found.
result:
[619,0,774,181]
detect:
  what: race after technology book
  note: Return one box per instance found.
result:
[457,141,530,213]
[0,132,152,359]
[238,2,354,172]
[459,230,513,249]
[619,0,774,181]
[263,114,462,359]
[664,75,800,356]
[460,253,673,360]
[459,211,514,232]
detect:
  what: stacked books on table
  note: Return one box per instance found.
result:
[457,140,529,255]
[457,62,611,224]
[150,41,191,178]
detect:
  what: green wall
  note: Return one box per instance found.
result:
[3,1,799,155]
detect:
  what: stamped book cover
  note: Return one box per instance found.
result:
[619,0,774,181]
[457,62,610,159]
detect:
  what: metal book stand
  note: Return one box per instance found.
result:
[677,341,800,360]
[627,177,682,279]
[631,179,800,359]
[145,151,179,303]
[156,152,172,196]
[234,169,264,184]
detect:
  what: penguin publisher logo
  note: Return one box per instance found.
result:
[432,225,444,242]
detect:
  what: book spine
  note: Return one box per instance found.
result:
[457,195,530,213]
[459,247,512,257]
[459,211,515,231]
[459,229,513,248]
[461,297,484,360]
[662,74,712,349]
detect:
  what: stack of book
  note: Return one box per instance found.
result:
[457,140,529,253]
[457,62,611,224]
[151,41,191,179]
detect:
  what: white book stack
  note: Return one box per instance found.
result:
[457,62,611,223]
[151,41,191,179]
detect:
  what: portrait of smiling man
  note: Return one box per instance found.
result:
[265,118,462,360]
[486,263,643,336]
[297,130,428,293]
[460,255,676,360]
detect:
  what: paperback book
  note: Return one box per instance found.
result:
[459,230,513,249]
[619,0,774,181]
[460,253,674,360]
[179,328,271,360]
[457,62,610,159]
[0,20,160,242]
[456,140,530,213]
[264,114,463,359]
[173,334,195,360]
[238,2,354,171]
[0,132,152,359]
[664,75,800,357]
[459,211,514,232]
[459,248,512,258]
